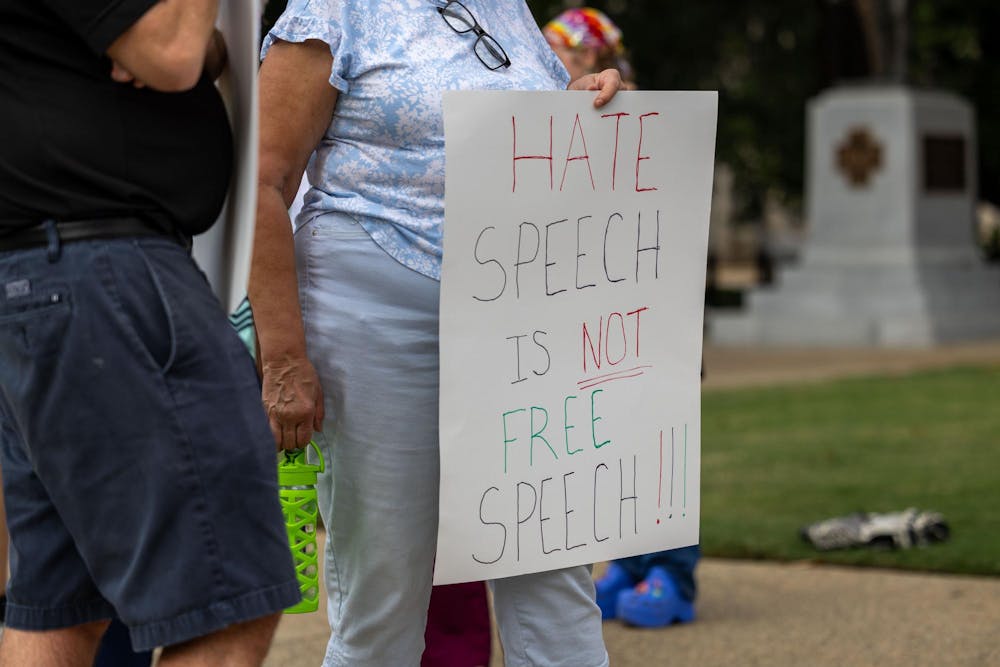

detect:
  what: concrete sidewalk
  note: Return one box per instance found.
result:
[267,556,1000,666]
[599,559,1000,667]
[265,340,1000,666]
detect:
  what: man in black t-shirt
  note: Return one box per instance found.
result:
[0,2,231,231]
[0,2,301,664]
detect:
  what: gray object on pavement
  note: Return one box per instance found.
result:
[800,508,950,551]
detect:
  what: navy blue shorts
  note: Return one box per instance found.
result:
[0,236,300,650]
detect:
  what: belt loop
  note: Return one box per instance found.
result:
[44,220,61,263]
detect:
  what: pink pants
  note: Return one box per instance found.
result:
[422,583,491,667]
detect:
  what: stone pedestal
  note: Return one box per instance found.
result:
[712,86,1000,346]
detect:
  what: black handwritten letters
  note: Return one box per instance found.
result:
[472,455,640,565]
[471,422,690,567]
[472,210,662,302]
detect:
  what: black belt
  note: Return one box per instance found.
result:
[0,218,190,252]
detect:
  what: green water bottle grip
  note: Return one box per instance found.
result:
[279,441,325,484]
[279,440,325,614]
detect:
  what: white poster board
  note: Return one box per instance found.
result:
[436,90,717,584]
[192,0,261,313]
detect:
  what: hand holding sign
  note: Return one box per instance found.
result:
[567,67,624,108]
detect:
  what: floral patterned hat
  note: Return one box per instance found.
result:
[543,7,624,53]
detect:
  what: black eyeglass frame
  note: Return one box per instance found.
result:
[437,0,512,71]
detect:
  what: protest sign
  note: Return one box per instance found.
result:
[435,90,717,584]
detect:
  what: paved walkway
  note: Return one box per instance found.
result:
[265,340,1000,666]
[701,338,1000,390]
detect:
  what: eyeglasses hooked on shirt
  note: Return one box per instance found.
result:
[436,0,511,71]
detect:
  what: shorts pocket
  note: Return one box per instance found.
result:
[0,281,71,359]
[95,243,177,375]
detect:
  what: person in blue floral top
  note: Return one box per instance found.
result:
[249,1,622,665]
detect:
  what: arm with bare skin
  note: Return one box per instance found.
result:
[105,0,219,92]
[251,39,339,450]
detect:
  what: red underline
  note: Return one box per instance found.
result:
[576,365,653,390]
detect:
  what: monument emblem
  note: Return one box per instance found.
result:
[836,126,883,187]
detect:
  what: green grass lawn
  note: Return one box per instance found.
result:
[700,364,1000,576]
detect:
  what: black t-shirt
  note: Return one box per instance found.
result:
[0,0,232,236]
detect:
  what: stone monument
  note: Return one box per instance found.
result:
[711,1,1000,346]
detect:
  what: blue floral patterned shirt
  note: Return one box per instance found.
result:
[263,0,570,280]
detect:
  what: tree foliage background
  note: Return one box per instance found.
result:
[528,0,1000,219]
[263,0,1000,219]
[529,0,820,220]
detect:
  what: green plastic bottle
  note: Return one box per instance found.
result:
[278,442,325,614]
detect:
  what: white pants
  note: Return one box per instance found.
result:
[296,212,609,667]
